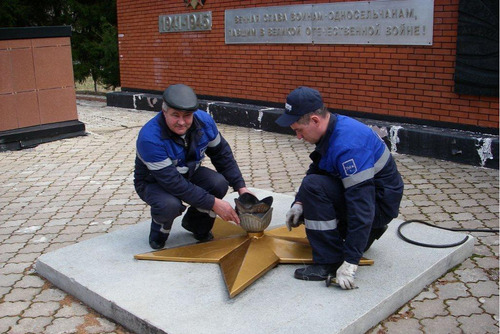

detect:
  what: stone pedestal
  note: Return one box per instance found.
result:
[36,188,474,334]
[0,26,85,151]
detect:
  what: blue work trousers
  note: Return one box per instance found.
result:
[300,174,392,264]
[299,174,347,264]
[139,167,229,235]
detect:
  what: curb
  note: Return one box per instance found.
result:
[106,91,499,169]
[0,120,86,152]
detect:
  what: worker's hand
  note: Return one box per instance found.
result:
[213,198,240,225]
[285,202,304,231]
[336,261,358,290]
[237,187,254,197]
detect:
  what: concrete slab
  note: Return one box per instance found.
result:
[36,188,474,334]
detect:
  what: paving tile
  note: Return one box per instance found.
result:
[0,301,31,317]
[0,243,26,254]
[456,267,492,283]
[384,318,422,333]
[420,316,462,334]
[44,316,85,334]
[0,317,19,334]
[411,298,448,318]
[457,313,499,334]
[479,295,499,317]
[33,288,66,303]
[78,315,119,334]
[467,280,500,298]
[8,316,52,334]
[473,244,495,257]
[22,302,60,317]
[55,302,89,317]
[435,281,469,300]
[0,274,23,288]
[446,297,482,316]
[3,287,41,302]
[412,286,438,301]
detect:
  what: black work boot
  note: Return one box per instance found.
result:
[181,210,214,243]
[149,221,169,250]
[294,263,341,281]
[364,225,388,252]
[182,219,214,242]
[193,231,214,243]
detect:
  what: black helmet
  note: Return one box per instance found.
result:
[162,84,199,111]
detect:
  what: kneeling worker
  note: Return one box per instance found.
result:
[276,86,404,289]
[134,84,251,249]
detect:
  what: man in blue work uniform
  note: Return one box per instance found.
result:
[276,86,404,289]
[134,84,251,249]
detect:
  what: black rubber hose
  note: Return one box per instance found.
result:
[397,219,499,248]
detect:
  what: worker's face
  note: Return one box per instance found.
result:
[163,107,194,135]
[290,115,322,144]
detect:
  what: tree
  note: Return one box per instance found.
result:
[71,0,120,90]
[0,0,72,26]
[0,0,120,91]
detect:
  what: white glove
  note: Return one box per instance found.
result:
[336,261,358,290]
[285,203,304,231]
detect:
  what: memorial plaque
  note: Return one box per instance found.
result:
[225,0,434,45]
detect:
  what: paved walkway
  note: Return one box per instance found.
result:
[0,98,498,334]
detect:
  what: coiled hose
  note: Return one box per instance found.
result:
[397,219,499,248]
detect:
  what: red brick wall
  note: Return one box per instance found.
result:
[117,0,499,130]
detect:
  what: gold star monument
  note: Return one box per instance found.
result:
[135,215,373,298]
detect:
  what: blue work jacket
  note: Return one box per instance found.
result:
[296,114,404,263]
[134,110,245,210]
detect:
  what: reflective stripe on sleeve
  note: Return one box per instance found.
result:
[374,146,391,174]
[342,167,374,188]
[137,152,172,171]
[208,133,221,147]
[342,146,390,188]
[305,218,338,231]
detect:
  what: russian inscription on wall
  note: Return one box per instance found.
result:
[225,0,434,45]
[159,11,212,32]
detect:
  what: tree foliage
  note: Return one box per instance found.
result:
[0,0,120,90]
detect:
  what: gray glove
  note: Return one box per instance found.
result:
[285,203,304,231]
[336,261,358,290]
[196,207,217,218]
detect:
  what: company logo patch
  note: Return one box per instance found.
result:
[342,159,357,176]
[184,0,205,9]
[285,103,292,112]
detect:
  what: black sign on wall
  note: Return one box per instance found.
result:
[454,0,499,96]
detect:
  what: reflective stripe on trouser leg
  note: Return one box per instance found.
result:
[299,174,346,264]
[152,219,171,234]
